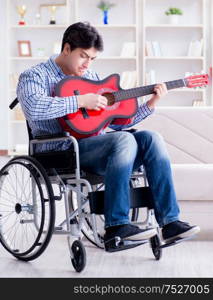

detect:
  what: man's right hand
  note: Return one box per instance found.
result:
[77,93,108,111]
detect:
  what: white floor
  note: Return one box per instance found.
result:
[0,235,213,278]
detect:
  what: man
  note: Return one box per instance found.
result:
[17,22,200,250]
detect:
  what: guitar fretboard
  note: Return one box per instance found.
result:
[113,79,185,102]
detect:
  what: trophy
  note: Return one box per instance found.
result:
[17,5,27,25]
[49,5,57,25]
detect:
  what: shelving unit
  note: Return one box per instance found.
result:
[7,0,140,155]
[6,0,211,155]
[142,0,208,107]
[7,0,73,155]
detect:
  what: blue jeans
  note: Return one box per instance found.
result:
[78,130,180,228]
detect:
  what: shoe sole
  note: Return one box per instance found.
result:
[105,240,147,253]
[124,228,157,241]
[164,226,200,243]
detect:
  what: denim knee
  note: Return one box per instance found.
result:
[109,131,138,162]
[138,130,164,143]
[135,130,169,159]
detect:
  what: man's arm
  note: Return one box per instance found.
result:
[17,70,78,121]
[109,102,154,131]
[109,83,167,130]
[17,70,108,121]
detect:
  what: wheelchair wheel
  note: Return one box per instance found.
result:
[0,156,55,261]
[82,213,104,248]
[150,234,162,260]
[71,240,86,272]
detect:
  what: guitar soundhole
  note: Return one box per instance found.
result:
[102,92,115,106]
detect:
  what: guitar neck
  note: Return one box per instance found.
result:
[113,78,186,102]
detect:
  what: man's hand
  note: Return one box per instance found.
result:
[77,93,108,111]
[147,83,168,110]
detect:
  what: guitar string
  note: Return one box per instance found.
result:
[113,79,185,102]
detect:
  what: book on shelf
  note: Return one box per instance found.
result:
[145,69,156,85]
[145,41,162,57]
[120,71,137,89]
[145,41,153,56]
[152,41,162,56]
[187,39,203,57]
[120,42,136,57]
[192,99,204,106]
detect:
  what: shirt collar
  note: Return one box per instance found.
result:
[47,55,91,78]
[47,55,65,77]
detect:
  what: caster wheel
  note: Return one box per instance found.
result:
[71,240,86,272]
[150,234,162,260]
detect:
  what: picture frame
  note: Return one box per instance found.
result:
[17,40,32,57]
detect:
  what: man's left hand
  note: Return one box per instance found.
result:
[147,83,168,109]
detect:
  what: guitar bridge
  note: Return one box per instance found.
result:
[74,89,89,119]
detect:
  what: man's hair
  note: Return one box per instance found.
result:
[61,22,104,52]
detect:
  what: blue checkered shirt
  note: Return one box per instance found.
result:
[17,55,154,152]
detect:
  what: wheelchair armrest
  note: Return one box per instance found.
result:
[123,128,137,133]
[34,132,70,140]
[29,133,81,176]
[30,132,72,145]
[107,128,138,135]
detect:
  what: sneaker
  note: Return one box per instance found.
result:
[104,224,157,242]
[162,220,200,243]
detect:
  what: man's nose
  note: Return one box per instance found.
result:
[83,59,91,68]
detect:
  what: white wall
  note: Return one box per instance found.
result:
[0,0,8,149]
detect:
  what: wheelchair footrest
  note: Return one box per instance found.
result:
[160,235,195,248]
[104,236,148,253]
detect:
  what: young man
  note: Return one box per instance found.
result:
[17,22,200,249]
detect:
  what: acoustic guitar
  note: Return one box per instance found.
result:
[55,73,209,137]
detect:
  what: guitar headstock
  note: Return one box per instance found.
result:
[185,74,209,88]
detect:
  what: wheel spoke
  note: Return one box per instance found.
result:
[0,157,55,260]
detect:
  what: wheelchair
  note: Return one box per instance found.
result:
[0,98,179,273]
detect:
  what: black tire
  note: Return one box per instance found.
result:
[150,234,162,260]
[71,240,86,272]
[82,215,104,248]
[0,156,55,261]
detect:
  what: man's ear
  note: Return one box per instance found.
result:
[63,43,71,55]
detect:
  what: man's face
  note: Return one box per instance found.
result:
[64,45,98,76]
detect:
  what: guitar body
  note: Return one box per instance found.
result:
[56,74,138,136]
